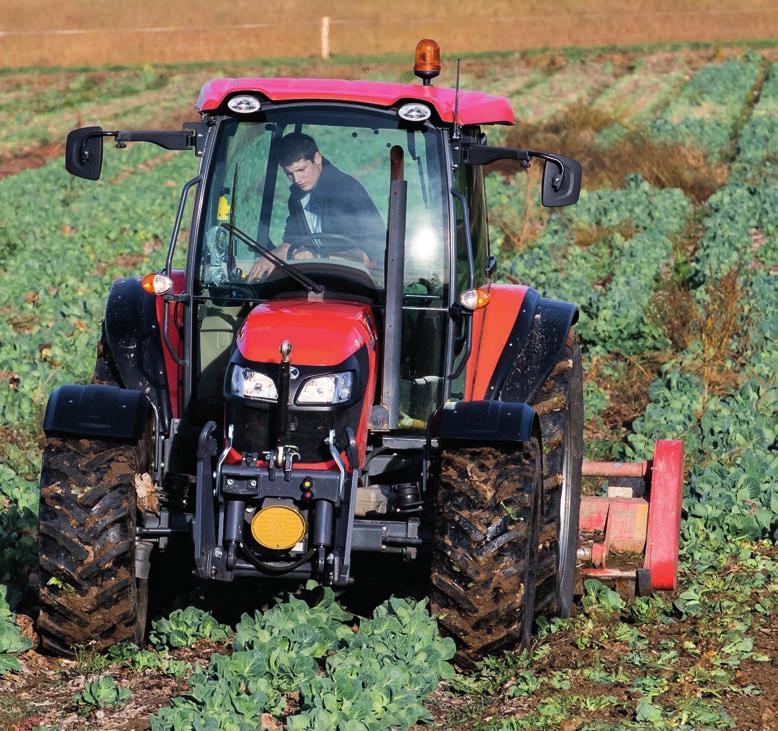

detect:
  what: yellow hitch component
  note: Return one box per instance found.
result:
[250,505,306,550]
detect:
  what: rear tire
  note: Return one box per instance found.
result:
[37,438,147,655]
[430,438,542,666]
[531,331,583,618]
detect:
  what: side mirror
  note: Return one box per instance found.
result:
[541,153,582,207]
[65,126,104,180]
[461,144,582,207]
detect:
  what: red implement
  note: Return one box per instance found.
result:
[578,440,684,594]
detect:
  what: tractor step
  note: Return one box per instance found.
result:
[577,440,683,594]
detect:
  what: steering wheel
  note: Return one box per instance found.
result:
[206,281,260,305]
[287,233,366,261]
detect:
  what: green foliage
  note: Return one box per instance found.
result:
[0,585,31,674]
[73,675,131,709]
[503,174,690,356]
[734,62,778,181]
[151,592,455,731]
[101,643,194,677]
[581,579,626,614]
[150,607,231,649]
[507,671,542,696]
[625,150,778,547]
[649,54,763,160]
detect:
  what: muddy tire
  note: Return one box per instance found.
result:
[37,438,147,655]
[531,331,583,618]
[430,437,542,666]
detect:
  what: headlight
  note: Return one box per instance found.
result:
[296,372,353,405]
[231,366,278,401]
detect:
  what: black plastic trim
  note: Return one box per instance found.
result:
[43,384,148,442]
[485,289,579,403]
[429,399,538,446]
[104,277,172,432]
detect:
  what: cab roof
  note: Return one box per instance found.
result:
[196,78,515,126]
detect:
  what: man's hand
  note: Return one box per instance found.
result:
[248,242,291,280]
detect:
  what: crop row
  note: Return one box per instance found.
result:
[734,62,778,172]
[0,146,196,466]
[498,173,690,357]
[0,69,188,158]
[649,52,764,160]
[626,63,778,546]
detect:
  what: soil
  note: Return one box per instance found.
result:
[720,624,778,731]
[0,143,64,181]
[422,605,778,730]
[0,634,230,730]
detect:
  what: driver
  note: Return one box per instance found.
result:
[249,132,386,280]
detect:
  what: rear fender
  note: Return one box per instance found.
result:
[104,277,173,431]
[43,384,149,442]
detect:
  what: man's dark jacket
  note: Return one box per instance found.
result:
[282,159,386,261]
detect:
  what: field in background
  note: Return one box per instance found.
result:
[0,39,775,729]
[1,0,778,66]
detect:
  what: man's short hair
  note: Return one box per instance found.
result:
[277,133,319,167]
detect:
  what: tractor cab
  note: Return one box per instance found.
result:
[192,102,451,434]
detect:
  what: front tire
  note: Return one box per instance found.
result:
[430,438,542,666]
[37,438,147,655]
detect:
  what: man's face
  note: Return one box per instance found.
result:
[283,151,323,193]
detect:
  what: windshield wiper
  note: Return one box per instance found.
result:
[219,223,324,295]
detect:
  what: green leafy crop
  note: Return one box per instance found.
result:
[150,590,455,731]
[149,607,231,650]
[73,675,131,709]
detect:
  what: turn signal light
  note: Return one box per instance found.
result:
[460,288,490,311]
[141,273,173,295]
[414,39,441,85]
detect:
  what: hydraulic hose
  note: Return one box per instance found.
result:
[240,544,317,574]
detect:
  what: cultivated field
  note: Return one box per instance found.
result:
[0,40,775,730]
[1,0,778,66]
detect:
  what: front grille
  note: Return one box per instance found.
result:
[227,400,363,463]
[226,345,370,463]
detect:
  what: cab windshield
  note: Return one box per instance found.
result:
[196,106,448,306]
[192,105,451,429]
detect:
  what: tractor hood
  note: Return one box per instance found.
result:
[236,299,377,366]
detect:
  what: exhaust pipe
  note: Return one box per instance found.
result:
[375,145,406,431]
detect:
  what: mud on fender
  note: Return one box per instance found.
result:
[486,290,579,403]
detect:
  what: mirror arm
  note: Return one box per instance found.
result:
[462,144,568,191]
[74,128,198,166]
[115,129,196,151]
[462,145,531,167]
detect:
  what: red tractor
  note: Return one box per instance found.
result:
[39,40,683,663]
